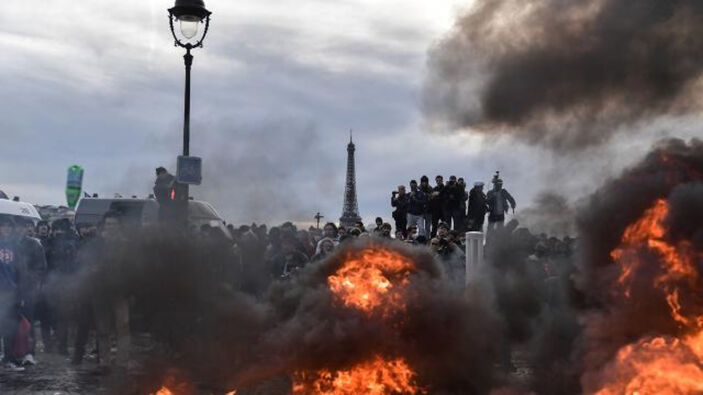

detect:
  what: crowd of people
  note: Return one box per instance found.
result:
[0,170,577,377]
[0,212,128,372]
[390,171,516,239]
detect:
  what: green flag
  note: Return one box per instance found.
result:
[66,165,84,209]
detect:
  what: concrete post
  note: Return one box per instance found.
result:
[465,231,484,286]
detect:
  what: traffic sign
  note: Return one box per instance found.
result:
[177,155,202,185]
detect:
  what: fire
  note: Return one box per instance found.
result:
[327,247,416,315]
[154,387,174,395]
[292,356,421,394]
[292,247,423,394]
[596,199,703,394]
[152,387,236,395]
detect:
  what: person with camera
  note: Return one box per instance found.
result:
[391,185,409,236]
[487,172,517,235]
[406,180,428,237]
[430,223,466,282]
[429,175,446,237]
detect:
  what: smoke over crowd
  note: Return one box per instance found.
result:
[63,137,697,395]
[423,0,703,149]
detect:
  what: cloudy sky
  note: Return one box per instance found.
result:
[2,0,698,227]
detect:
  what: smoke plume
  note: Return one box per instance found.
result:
[574,137,703,391]
[85,237,502,394]
[423,0,703,150]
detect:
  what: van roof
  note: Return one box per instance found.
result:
[0,199,42,221]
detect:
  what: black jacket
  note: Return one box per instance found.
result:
[445,183,467,210]
[467,188,488,218]
[407,189,428,216]
[19,236,47,291]
[429,185,446,214]
[46,234,78,275]
[391,193,409,219]
[487,188,516,215]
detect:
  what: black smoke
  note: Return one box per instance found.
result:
[89,237,501,394]
[574,138,703,392]
[423,0,703,150]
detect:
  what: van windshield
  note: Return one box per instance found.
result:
[109,201,146,227]
[188,202,220,219]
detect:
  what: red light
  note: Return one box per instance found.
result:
[170,189,176,200]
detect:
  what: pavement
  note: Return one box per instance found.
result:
[0,338,534,394]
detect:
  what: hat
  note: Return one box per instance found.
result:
[474,182,484,187]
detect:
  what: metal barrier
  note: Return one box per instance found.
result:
[465,231,484,286]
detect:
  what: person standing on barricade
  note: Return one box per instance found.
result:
[486,172,517,236]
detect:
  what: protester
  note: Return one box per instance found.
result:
[373,217,383,235]
[391,185,409,236]
[269,233,309,278]
[430,175,446,237]
[444,175,466,232]
[16,218,47,364]
[457,178,469,232]
[76,211,131,371]
[312,238,335,262]
[467,182,488,232]
[0,216,26,371]
[406,180,428,238]
[418,176,433,238]
[487,172,517,234]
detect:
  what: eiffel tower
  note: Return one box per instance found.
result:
[340,130,361,227]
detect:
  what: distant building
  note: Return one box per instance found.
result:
[340,131,362,227]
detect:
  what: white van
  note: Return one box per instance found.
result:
[0,199,42,224]
[74,197,231,237]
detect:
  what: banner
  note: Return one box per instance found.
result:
[66,165,84,209]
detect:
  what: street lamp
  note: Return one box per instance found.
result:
[168,0,211,206]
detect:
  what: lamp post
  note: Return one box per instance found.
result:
[168,0,211,202]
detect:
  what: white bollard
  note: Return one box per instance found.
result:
[465,231,484,286]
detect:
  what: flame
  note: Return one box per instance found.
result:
[152,386,236,395]
[327,247,416,316]
[292,356,421,394]
[292,247,423,394]
[154,387,174,395]
[597,199,703,394]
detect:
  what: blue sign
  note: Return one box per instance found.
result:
[177,156,202,185]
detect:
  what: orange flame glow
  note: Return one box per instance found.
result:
[292,356,421,394]
[596,199,703,394]
[327,247,416,316]
[292,247,423,394]
[154,387,174,395]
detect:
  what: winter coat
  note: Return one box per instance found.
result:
[0,238,24,301]
[487,188,516,215]
[407,190,428,216]
[429,185,446,214]
[444,183,465,209]
[19,236,47,294]
[391,193,409,220]
[467,188,488,219]
[46,234,78,275]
